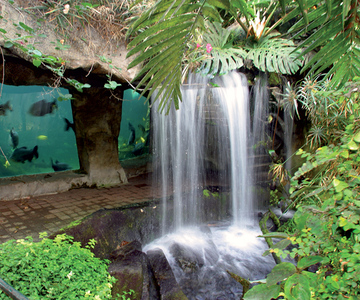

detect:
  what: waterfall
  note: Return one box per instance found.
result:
[250,74,271,207]
[148,71,282,299]
[152,71,254,229]
[212,73,253,226]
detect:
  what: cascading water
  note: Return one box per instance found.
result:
[147,71,277,299]
[152,71,255,228]
[152,74,208,232]
[211,73,254,227]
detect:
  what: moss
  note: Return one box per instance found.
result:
[259,210,281,264]
[227,270,250,298]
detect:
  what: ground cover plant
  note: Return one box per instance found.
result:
[0,233,116,299]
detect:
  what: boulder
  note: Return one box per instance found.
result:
[147,248,188,300]
[109,240,160,300]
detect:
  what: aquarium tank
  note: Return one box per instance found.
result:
[118,89,150,161]
[0,85,79,178]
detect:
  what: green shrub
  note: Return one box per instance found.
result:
[0,233,116,299]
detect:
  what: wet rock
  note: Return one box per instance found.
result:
[147,248,188,300]
[170,243,204,273]
[109,240,159,300]
[54,201,162,259]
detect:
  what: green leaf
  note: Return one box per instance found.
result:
[340,150,349,158]
[199,22,246,75]
[339,216,348,227]
[246,35,303,75]
[4,41,13,48]
[348,140,359,150]
[207,0,230,10]
[104,81,121,90]
[203,190,210,197]
[272,238,291,250]
[284,273,311,300]
[258,232,289,239]
[333,178,349,193]
[243,284,280,300]
[18,22,35,34]
[32,58,42,67]
[297,256,324,270]
[353,131,360,143]
[266,262,297,286]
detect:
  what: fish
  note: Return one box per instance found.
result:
[51,158,71,172]
[132,142,146,156]
[10,146,39,163]
[127,122,135,145]
[0,101,12,116]
[64,118,75,132]
[37,135,48,140]
[9,128,19,149]
[28,99,57,116]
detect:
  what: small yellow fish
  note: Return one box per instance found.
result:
[140,137,145,143]
[37,135,48,140]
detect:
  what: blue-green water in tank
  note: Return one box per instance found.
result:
[118,89,150,160]
[0,85,79,178]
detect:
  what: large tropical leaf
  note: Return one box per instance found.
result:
[126,0,228,112]
[245,35,303,74]
[199,22,247,76]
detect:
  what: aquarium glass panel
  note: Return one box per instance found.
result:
[118,89,150,160]
[0,85,79,178]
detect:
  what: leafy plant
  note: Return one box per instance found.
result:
[126,0,223,112]
[116,289,136,300]
[245,34,303,75]
[0,233,116,299]
[285,0,360,88]
[126,0,305,111]
[243,80,360,299]
[23,0,96,36]
[198,22,247,77]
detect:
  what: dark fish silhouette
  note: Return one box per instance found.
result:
[51,158,71,172]
[64,118,75,132]
[132,142,146,156]
[128,122,136,145]
[0,101,12,116]
[28,99,57,116]
[9,128,19,149]
[10,146,39,163]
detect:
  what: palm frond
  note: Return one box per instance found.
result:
[198,22,247,76]
[126,0,228,111]
[246,35,303,74]
[289,0,360,87]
